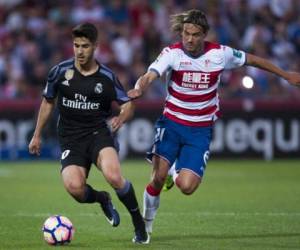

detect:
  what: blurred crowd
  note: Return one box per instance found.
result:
[1,0,300,100]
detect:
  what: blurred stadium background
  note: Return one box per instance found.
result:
[1,0,300,160]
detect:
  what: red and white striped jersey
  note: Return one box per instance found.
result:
[148,41,246,127]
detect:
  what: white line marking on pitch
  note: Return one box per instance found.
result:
[4,212,300,217]
[0,169,12,177]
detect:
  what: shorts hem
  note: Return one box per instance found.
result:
[180,168,202,178]
[146,152,171,166]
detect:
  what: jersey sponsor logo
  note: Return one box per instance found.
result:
[182,72,210,89]
[62,93,100,110]
[171,70,221,90]
[61,150,70,160]
[94,83,103,94]
[65,69,74,80]
[62,97,100,110]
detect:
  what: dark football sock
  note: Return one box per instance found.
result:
[81,184,108,204]
[115,180,145,230]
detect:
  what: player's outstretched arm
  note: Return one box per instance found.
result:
[29,98,56,156]
[245,53,300,87]
[109,101,135,132]
[127,71,159,99]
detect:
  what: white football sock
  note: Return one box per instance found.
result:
[168,163,179,183]
[172,170,179,182]
[168,163,176,176]
[143,189,160,234]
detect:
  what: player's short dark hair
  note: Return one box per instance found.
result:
[170,9,210,34]
[72,23,98,43]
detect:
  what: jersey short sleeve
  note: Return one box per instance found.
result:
[100,64,130,105]
[223,45,246,70]
[114,77,130,104]
[148,47,175,77]
[43,65,60,99]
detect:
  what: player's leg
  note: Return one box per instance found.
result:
[163,163,201,195]
[175,126,212,195]
[61,164,119,225]
[162,162,176,191]
[61,164,88,201]
[96,147,149,244]
[175,169,201,195]
[143,155,169,233]
[60,141,120,227]
[143,116,180,234]
[61,164,110,204]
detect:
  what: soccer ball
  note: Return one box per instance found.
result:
[42,215,75,245]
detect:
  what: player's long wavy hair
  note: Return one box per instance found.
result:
[170,9,210,35]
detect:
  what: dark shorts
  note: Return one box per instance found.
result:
[146,115,212,177]
[59,128,118,172]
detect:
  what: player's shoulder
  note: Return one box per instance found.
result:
[157,42,183,57]
[168,42,184,50]
[164,42,183,54]
[203,41,222,53]
[98,63,117,82]
[58,58,75,68]
[48,58,74,81]
[51,58,74,72]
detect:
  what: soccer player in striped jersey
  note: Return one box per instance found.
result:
[29,23,149,244]
[127,9,300,237]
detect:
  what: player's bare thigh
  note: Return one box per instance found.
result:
[61,165,87,198]
[96,147,125,189]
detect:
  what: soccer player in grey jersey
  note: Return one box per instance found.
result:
[29,23,149,244]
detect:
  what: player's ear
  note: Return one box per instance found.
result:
[93,41,98,50]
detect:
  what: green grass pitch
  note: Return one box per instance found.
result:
[0,159,299,250]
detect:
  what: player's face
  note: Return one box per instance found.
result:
[73,37,96,66]
[182,23,206,56]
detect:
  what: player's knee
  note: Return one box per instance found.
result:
[176,178,200,195]
[64,180,84,193]
[106,173,123,189]
[179,185,196,195]
[64,180,85,201]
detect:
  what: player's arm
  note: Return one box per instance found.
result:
[110,101,135,132]
[29,98,56,155]
[246,53,300,87]
[127,71,159,99]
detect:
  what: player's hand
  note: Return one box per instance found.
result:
[109,116,123,132]
[127,88,143,99]
[28,136,42,156]
[285,72,300,87]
